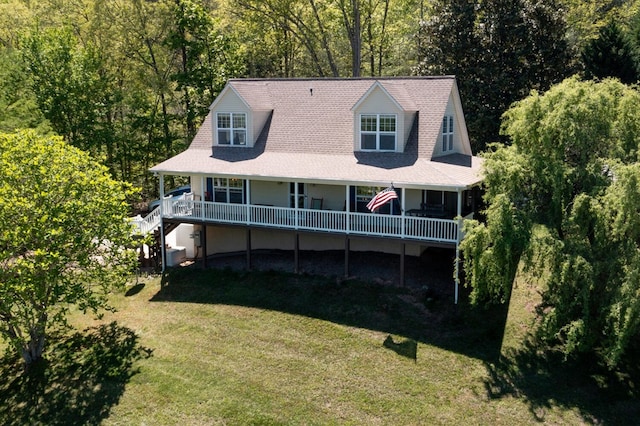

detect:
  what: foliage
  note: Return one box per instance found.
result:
[461,77,640,368]
[230,0,421,77]
[0,48,50,134]
[21,27,112,154]
[415,0,571,151]
[166,0,245,139]
[0,131,138,365]
[581,21,639,84]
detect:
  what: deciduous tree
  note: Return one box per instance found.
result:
[461,78,640,368]
[0,131,138,366]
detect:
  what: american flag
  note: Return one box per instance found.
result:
[366,187,398,212]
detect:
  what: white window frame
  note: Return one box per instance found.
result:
[359,114,397,151]
[289,182,306,208]
[216,112,247,146]
[442,115,454,152]
[213,177,244,204]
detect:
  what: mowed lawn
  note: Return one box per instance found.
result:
[1,261,638,425]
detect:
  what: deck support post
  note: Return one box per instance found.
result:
[246,228,252,270]
[400,243,405,286]
[344,236,350,278]
[294,232,300,273]
[160,219,166,273]
[455,189,463,304]
[202,225,208,269]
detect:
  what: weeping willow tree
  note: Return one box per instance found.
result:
[461,77,640,368]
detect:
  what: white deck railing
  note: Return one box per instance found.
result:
[160,199,459,244]
[130,207,161,235]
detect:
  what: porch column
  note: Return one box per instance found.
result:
[159,174,166,273]
[246,179,251,225]
[455,189,463,304]
[401,187,406,238]
[294,181,299,229]
[345,186,350,233]
[200,176,205,220]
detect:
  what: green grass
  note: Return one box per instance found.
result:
[0,265,638,425]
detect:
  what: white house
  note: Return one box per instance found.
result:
[148,77,484,302]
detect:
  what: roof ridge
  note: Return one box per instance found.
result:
[228,76,456,83]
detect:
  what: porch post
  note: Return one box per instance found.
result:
[294,181,299,228]
[200,176,205,220]
[345,185,350,234]
[401,187,406,238]
[246,179,251,225]
[455,189,463,304]
[159,174,166,273]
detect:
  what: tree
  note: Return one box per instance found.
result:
[460,78,640,368]
[0,48,51,133]
[581,21,638,84]
[0,130,138,366]
[414,0,571,151]
[21,27,116,158]
[166,0,245,139]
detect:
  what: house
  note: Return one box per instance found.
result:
[147,77,484,303]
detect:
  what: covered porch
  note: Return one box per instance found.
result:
[157,175,481,245]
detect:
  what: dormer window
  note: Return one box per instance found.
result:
[442,115,454,151]
[217,112,247,145]
[360,114,396,151]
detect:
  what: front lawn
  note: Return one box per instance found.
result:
[0,264,638,424]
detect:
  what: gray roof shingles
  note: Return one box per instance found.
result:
[151,77,483,190]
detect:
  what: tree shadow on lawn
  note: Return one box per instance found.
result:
[0,322,152,426]
[153,255,640,423]
[152,257,509,364]
[484,338,640,424]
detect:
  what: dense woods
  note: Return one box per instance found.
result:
[0,0,639,196]
[2,0,640,368]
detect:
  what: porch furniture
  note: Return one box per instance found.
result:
[406,204,446,218]
[310,198,323,210]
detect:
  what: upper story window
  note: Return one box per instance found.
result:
[217,113,247,145]
[360,114,396,151]
[442,115,454,152]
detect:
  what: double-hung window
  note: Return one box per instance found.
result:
[442,115,454,151]
[213,178,244,203]
[360,114,396,151]
[217,113,247,145]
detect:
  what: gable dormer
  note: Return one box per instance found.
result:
[351,82,415,153]
[432,82,472,158]
[209,82,272,148]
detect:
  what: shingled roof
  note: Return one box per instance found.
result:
[150,77,483,190]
